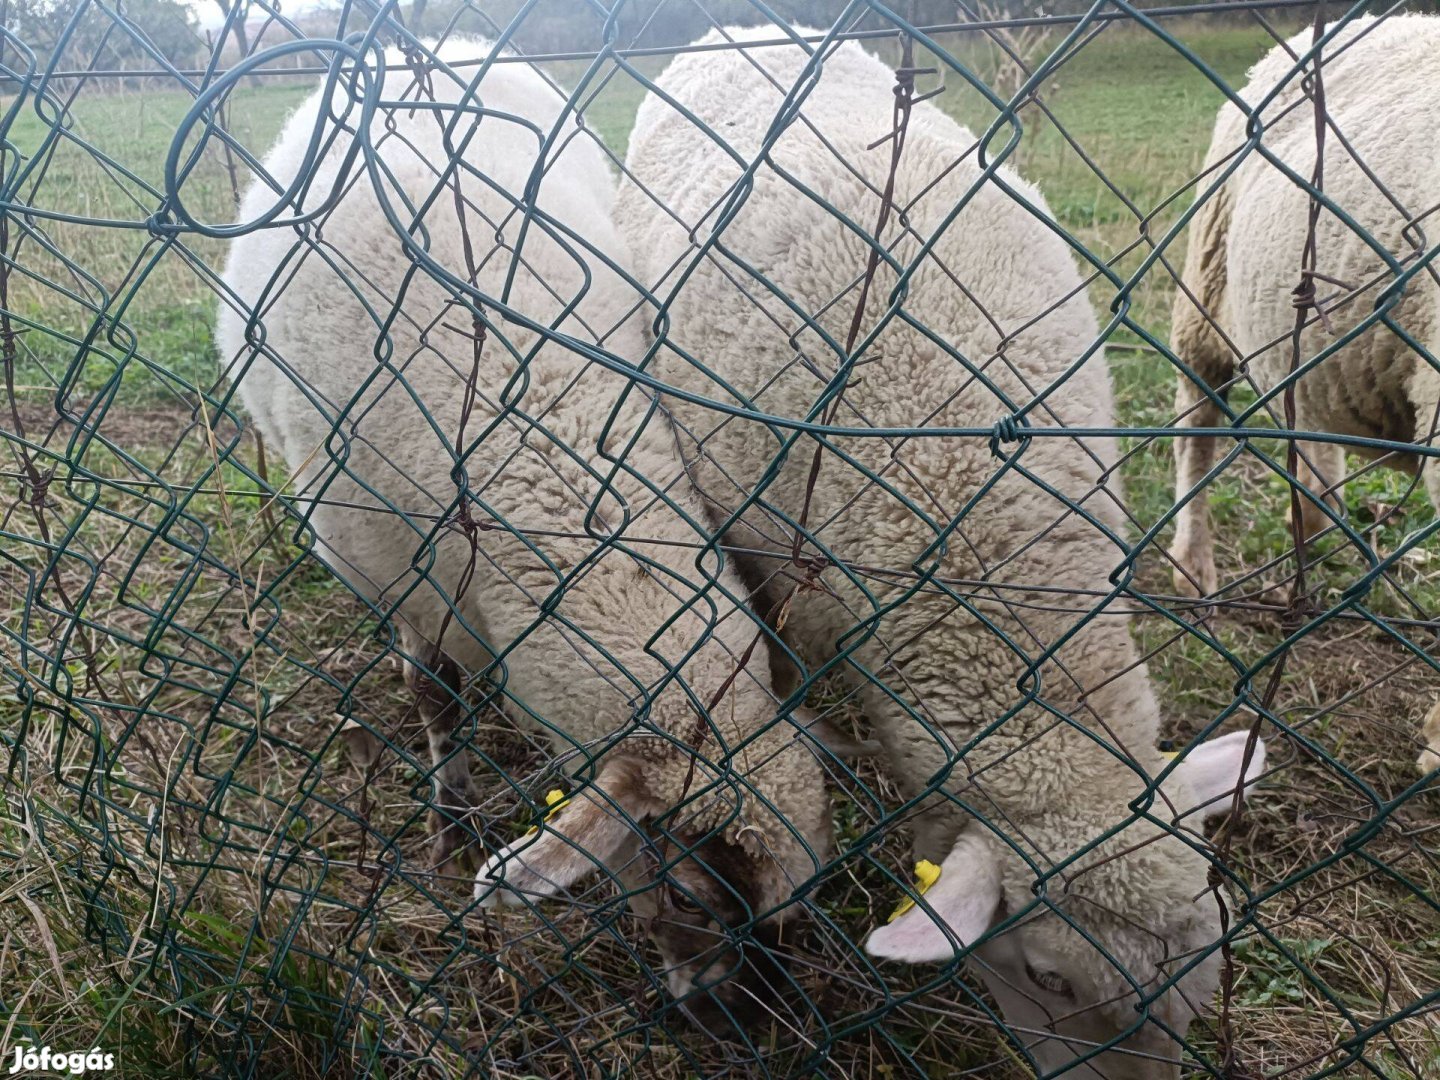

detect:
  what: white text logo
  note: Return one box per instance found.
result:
[7,1047,114,1075]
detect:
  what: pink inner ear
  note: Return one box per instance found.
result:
[476,762,657,902]
[864,833,1002,963]
[1172,730,1267,823]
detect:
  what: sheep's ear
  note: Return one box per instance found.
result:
[474,758,660,907]
[865,831,1002,963]
[1168,730,1267,823]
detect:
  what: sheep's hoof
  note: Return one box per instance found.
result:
[430,809,477,875]
[1168,546,1217,601]
[335,714,382,770]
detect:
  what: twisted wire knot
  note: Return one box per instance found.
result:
[19,466,55,509]
[989,415,1023,457]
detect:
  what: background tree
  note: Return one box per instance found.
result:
[6,0,202,71]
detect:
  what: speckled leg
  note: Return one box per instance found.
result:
[1168,178,1238,601]
[401,644,478,869]
[1414,378,1440,519]
[1407,381,1440,774]
[1291,439,1346,541]
[1418,702,1440,774]
[1169,373,1227,599]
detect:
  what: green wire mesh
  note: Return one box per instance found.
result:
[2,0,1438,1077]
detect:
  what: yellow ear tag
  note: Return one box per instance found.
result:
[1160,751,1179,761]
[524,788,570,836]
[888,859,942,923]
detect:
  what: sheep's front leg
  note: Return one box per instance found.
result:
[1419,701,1440,774]
[1410,385,1440,775]
[1169,375,1226,599]
[404,652,478,869]
[1291,439,1346,542]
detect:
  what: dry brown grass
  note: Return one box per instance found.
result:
[3,394,1436,1077]
[0,393,1022,1076]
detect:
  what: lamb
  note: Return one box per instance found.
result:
[1168,15,1440,611]
[215,38,836,1031]
[615,26,1266,1077]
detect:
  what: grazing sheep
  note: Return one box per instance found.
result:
[616,26,1265,1077]
[1168,14,1440,628]
[215,39,836,1030]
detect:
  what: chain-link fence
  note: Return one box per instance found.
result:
[2,0,1438,1076]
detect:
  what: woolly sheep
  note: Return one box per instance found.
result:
[615,26,1266,1077]
[1166,14,1440,773]
[1168,18,1439,592]
[215,39,837,1031]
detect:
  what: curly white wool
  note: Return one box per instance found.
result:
[616,25,1265,1076]
[215,39,832,968]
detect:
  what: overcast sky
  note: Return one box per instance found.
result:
[182,0,332,33]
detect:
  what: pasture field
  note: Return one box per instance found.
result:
[2,17,1438,1078]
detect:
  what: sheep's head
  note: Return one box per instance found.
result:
[616,832,797,1036]
[866,731,1265,1078]
[474,741,830,1037]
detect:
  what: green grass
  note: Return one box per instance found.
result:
[6,18,1440,1080]
[0,24,1269,410]
[2,80,313,404]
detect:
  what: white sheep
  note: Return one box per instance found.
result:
[616,26,1265,1077]
[1166,14,1440,774]
[215,38,836,1030]
[1168,15,1440,610]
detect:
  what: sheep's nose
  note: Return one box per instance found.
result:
[677,936,797,1040]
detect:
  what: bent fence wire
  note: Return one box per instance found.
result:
[1,0,1438,1077]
